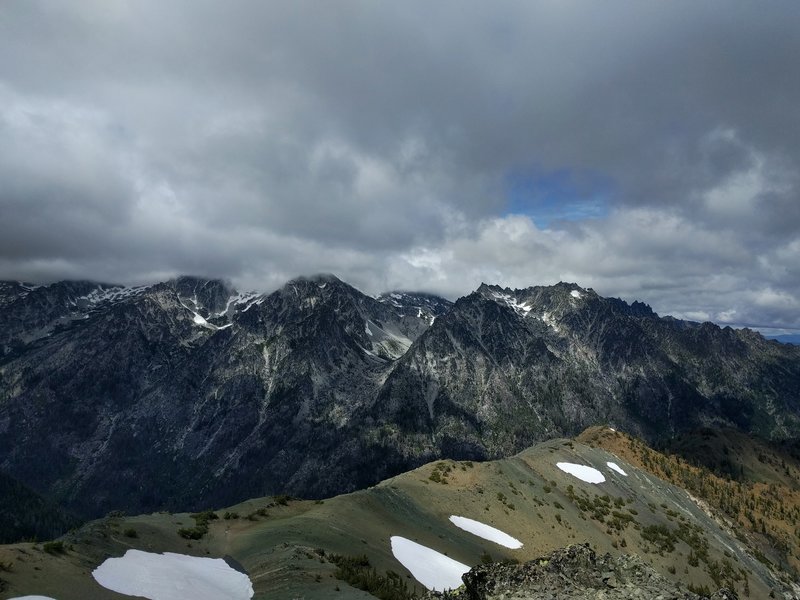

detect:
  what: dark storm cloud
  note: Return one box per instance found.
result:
[1,1,799,328]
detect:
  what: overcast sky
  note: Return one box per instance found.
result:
[1,1,799,330]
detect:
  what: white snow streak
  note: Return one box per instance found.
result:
[77,285,149,306]
[240,294,264,312]
[490,291,532,316]
[607,462,628,476]
[556,462,606,484]
[449,515,523,549]
[540,311,561,332]
[390,536,469,591]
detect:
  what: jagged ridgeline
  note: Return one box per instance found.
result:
[0,275,799,520]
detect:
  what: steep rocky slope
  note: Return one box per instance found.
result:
[1,275,799,519]
[370,282,800,461]
[0,275,447,517]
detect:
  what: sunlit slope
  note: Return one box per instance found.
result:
[1,431,795,599]
[580,425,800,589]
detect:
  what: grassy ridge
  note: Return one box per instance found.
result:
[1,430,798,598]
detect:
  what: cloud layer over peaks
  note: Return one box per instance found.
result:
[1,1,799,329]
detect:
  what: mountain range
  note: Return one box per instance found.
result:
[1,274,799,520]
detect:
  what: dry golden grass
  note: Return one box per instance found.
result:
[579,426,800,578]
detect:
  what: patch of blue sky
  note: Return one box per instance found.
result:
[504,167,613,228]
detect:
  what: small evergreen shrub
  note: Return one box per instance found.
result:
[329,554,415,600]
[43,540,65,554]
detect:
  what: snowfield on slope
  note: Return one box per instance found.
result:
[390,536,470,591]
[556,462,606,483]
[607,461,628,476]
[449,515,523,549]
[92,549,253,600]
[9,596,58,600]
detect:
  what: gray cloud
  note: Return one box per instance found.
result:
[1,1,799,328]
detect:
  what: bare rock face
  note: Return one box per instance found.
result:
[372,281,800,460]
[0,274,450,517]
[1,274,800,519]
[424,544,738,600]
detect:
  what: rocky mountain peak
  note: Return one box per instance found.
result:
[167,275,238,317]
[471,281,597,324]
[2,273,800,521]
[0,281,40,308]
[272,274,368,311]
[270,274,373,317]
[376,290,452,324]
[285,272,346,289]
[472,281,662,328]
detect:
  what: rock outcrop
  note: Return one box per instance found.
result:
[425,544,738,600]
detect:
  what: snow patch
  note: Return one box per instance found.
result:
[218,291,259,316]
[449,515,522,549]
[607,462,628,476]
[390,536,469,592]
[237,293,264,313]
[188,310,223,330]
[92,549,253,600]
[178,298,227,331]
[490,291,532,316]
[77,285,149,307]
[570,290,583,299]
[556,462,606,484]
[8,596,59,600]
[540,311,561,332]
